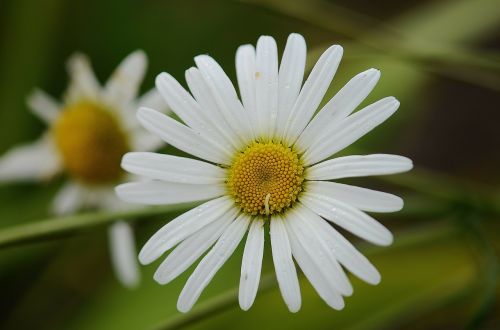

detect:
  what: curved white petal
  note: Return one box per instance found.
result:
[26,89,60,124]
[185,67,241,150]
[122,152,226,184]
[95,188,134,212]
[0,135,60,182]
[255,36,279,139]
[296,68,380,150]
[270,216,301,313]
[136,88,168,111]
[155,73,215,136]
[236,44,258,127]
[108,221,140,288]
[289,207,352,297]
[154,214,233,285]
[306,181,404,213]
[138,197,234,264]
[52,182,84,215]
[301,193,393,246]
[284,45,343,143]
[115,180,224,205]
[137,107,231,164]
[65,53,100,102]
[105,50,147,107]
[156,73,232,156]
[285,214,346,309]
[303,206,381,285]
[195,55,254,143]
[129,130,165,152]
[155,72,202,130]
[177,213,250,313]
[303,97,400,166]
[276,33,306,139]
[307,154,413,180]
[239,218,264,311]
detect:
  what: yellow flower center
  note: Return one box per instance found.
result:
[52,102,129,185]
[227,142,304,216]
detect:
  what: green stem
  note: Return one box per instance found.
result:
[0,202,197,248]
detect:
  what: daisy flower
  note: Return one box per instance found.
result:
[0,51,168,288]
[116,33,413,312]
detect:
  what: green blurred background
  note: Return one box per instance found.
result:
[0,0,499,329]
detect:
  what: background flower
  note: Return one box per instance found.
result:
[0,51,169,288]
[0,0,498,329]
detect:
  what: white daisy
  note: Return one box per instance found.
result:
[116,33,413,312]
[0,51,169,288]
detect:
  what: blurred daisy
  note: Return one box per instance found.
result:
[117,34,413,312]
[0,50,168,288]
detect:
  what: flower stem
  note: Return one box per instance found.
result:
[0,202,198,248]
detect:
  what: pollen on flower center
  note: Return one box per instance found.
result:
[227,142,304,216]
[52,102,129,185]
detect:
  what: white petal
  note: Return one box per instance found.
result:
[97,189,134,212]
[304,207,381,285]
[52,182,84,215]
[276,33,306,139]
[0,135,60,182]
[105,50,147,106]
[136,88,168,111]
[155,72,218,137]
[255,36,279,139]
[129,130,165,151]
[26,89,60,124]
[194,55,254,143]
[122,152,226,184]
[65,53,100,102]
[289,207,352,297]
[154,214,233,285]
[301,193,393,246]
[306,181,404,213]
[270,216,301,312]
[285,214,346,309]
[108,221,140,288]
[128,89,172,134]
[239,218,264,311]
[303,97,400,166]
[235,44,258,127]
[177,213,250,313]
[137,107,231,164]
[138,197,234,264]
[115,180,224,205]
[155,73,232,155]
[185,67,241,150]
[284,45,343,143]
[307,154,414,180]
[296,68,380,151]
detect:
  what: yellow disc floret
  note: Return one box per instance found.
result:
[52,101,129,185]
[227,142,304,216]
